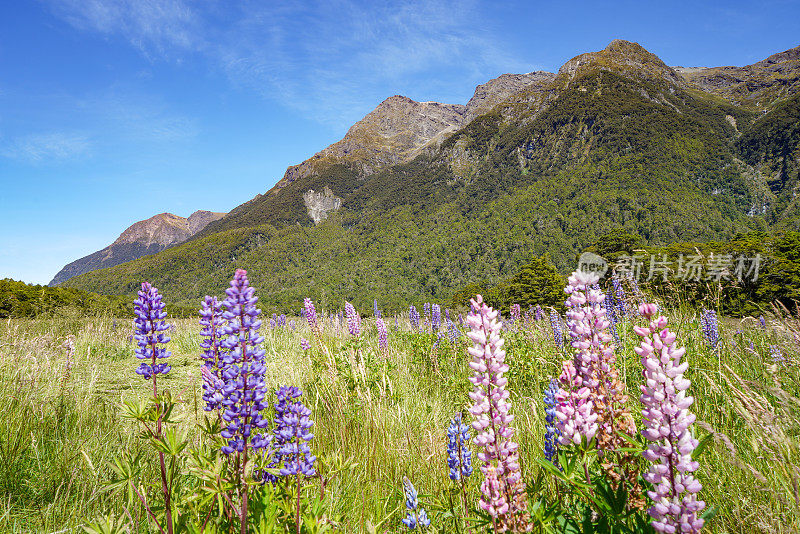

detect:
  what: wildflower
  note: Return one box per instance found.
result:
[374,299,381,318]
[550,310,563,350]
[447,413,473,481]
[401,476,431,530]
[770,345,784,363]
[534,305,543,321]
[431,304,441,332]
[288,320,296,331]
[300,338,311,351]
[345,301,360,337]
[219,269,270,455]
[304,298,319,333]
[603,288,621,345]
[635,303,705,533]
[700,309,719,349]
[376,318,388,354]
[554,360,598,445]
[543,379,560,466]
[272,386,316,477]
[612,276,627,318]
[447,319,461,344]
[510,304,521,326]
[759,315,766,329]
[133,282,172,386]
[466,294,529,530]
[199,295,225,410]
[409,305,420,331]
[423,302,431,322]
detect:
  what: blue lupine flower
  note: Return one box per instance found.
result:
[423,303,430,323]
[550,310,563,350]
[759,315,766,329]
[612,276,627,318]
[402,476,431,530]
[272,386,316,477]
[447,319,461,344]
[199,295,225,410]
[345,301,360,336]
[431,304,441,332]
[535,305,544,321]
[447,413,472,481]
[219,269,270,455]
[543,379,561,466]
[770,345,785,363]
[700,309,719,349]
[603,289,620,345]
[133,282,172,381]
[409,305,420,331]
[374,298,381,318]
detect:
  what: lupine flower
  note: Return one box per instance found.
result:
[612,276,627,318]
[466,295,529,530]
[199,295,225,410]
[603,288,621,345]
[304,298,319,332]
[759,315,766,329]
[700,309,719,349]
[401,476,431,530]
[770,345,785,363]
[219,269,270,455]
[270,314,277,329]
[635,303,705,534]
[535,305,544,321]
[345,301,360,337]
[543,379,560,466]
[431,304,441,332]
[394,317,399,331]
[550,310,563,350]
[133,282,172,384]
[447,319,461,344]
[510,304,521,326]
[409,305,420,331]
[376,318,388,354]
[447,413,473,481]
[300,338,311,351]
[278,314,286,327]
[288,320,296,331]
[374,299,381,318]
[423,302,430,322]
[554,360,598,445]
[445,308,451,322]
[271,386,316,477]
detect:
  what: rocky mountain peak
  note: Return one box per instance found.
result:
[558,39,683,86]
[464,71,556,122]
[112,213,191,248]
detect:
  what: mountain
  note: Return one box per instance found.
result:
[49,210,226,286]
[61,40,800,312]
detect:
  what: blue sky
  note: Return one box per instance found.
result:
[1,0,799,285]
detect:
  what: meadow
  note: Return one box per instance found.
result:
[0,280,798,533]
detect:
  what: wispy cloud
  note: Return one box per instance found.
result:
[2,132,91,162]
[45,0,534,130]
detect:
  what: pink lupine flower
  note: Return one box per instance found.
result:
[466,295,529,532]
[635,303,705,533]
[554,360,598,445]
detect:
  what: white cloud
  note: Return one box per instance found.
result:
[2,132,91,162]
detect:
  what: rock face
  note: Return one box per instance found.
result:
[303,186,342,224]
[49,210,225,286]
[464,72,556,122]
[674,45,800,108]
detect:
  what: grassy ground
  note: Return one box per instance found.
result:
[0,300,797,533]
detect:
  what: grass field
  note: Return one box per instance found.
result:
[0,297,798,533]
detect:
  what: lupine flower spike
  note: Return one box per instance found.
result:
[466,295,530,532]
[345,301,360,337]
[401,476,431,530]
[635,303,705,533]
[133,282,172,394]
[543,379,561,466]
[376,318,388,357]
[199,295,226,411]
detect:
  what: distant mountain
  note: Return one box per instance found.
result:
[61,40,800,312]
[49,210,225,286]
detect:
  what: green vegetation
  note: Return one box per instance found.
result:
[2,295,799,532]
[0,278,131,318]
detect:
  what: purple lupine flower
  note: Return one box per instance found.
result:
[304,298,319,333]
[394,317,399,331]
[409,305,420,331]
[759,315,766,329]
[288,320,295,331]
[447,319,461,344]
[535,305,544,321]
[447,413,473,481]
[199,295,225,410]
[376,317,388,354]
[550,310,564,350]
[770,345,784,363]
[423,302,430,321]
[458,313,464,327]
[345,301,360,337]
[219,269,270,455]
[133,282,172,386]
[373,299,381,318]
[278,314,286,327]
[272,386,316,477]
[270,313,277,329]
[543,378,561,466]
[612,276,627,318]
[431,304,441,332]
[635,303,705,534]
[300,338,311,351]
[700,309,719,349]
[401,476,431,530]
[603,288,621,345]
[510,304,521,327]
[466,294,528,529]
[445,308,451,322]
